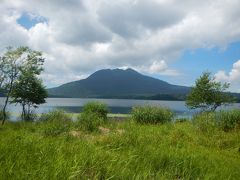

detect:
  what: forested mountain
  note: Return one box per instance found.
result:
[48,68,190,99]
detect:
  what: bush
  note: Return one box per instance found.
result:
[131,105,174,124]
[37,110,73,136]
[216,109,240,131]
[77,113,105,132]
[77,102,109,132]
[82,102,109,120]
[39,109,72,122]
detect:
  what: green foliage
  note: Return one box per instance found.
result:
[76,102,109,132]
[186,72,234,112]
[0,110,9,121]
[22,110,37,121]
[82,102,109,120]
[193,109,240,132]
[175,117,188,123]
[11,73,47,120]
[193,112,217,133]
[132,105,174,124]
[38,110,73,136]
[77,113,105,132]
[11,74,47,106]
[216,109,240,131]
[38,110,72,122]
[0,120,239,179]
[0,46,46,124]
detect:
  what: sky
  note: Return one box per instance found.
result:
[0,0,240,92]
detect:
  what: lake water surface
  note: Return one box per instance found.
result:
[1,97,239,118]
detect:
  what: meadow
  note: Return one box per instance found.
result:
[0,104,240,179]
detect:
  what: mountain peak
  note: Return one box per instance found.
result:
[48,68,190,98]
[87,68,140,79]
[124,68,139,73]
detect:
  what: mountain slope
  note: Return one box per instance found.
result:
[48,68,190,98]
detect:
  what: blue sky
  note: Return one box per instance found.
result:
[1,0,240,91]
[17,12,47,30]
[156,41,240,87]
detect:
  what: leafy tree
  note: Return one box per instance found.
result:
[0,46,44,124]
[10,72,47,121]
[186,72,234,112]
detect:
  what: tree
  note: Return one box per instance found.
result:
[0,46,44,124]
[186,72,234,112]
[10,72,47,121]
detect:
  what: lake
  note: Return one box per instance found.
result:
[1,97,240,118]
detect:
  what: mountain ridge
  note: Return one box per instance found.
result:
[48,68,190,100]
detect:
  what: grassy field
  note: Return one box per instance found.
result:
[0,117,240,179]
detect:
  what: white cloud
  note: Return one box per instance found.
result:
[215,60,240,92]
[137,60,180,76]
[149,60,168,73]
[0,0,240,88]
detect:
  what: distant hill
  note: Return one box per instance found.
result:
[48,68,190,99]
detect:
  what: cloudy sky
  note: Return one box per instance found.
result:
[1,0,240,92]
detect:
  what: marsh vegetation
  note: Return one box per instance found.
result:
[0,103,240,179]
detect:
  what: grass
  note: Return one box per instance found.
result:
[193,109,240,132]
[132,105,174,124]
[0,112,240,179]
[77,102,109,132]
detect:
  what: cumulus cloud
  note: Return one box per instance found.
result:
[150,60,168,73]
[215,60,240,92]
[0,0,240,88]
[98,0,185,38]
[137,60,180,76]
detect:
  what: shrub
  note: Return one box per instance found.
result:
[37,110,73,136]
[76,102,109,132]
[77,113,105,132]
[82,102,109,120]
[216,109,240,131]
[39,109,72,122]
[131,105,174,124]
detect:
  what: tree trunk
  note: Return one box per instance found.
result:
[27,104,30,121]
[22,104,26,121]
[2,79,13,125]
[2,95,9,125]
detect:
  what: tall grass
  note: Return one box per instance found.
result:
[77,102,109,132]
[216,109,240,131]
[0,120,239,179]
[132,105,174,124]
[192,112,217,133]
[82,101,108,120]
[37,110,73,136]
[193,109,240,132]
[0,104,240,179]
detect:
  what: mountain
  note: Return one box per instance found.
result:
[48,68,190,99]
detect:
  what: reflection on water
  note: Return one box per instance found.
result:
[1,97,239,119]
